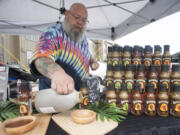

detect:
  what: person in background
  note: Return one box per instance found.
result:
[30,3,99,95]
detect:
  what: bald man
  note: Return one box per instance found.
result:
[30,3,99,94]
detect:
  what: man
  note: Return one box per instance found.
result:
[30,3,99,95]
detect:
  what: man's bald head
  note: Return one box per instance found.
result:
[62,3,88,42]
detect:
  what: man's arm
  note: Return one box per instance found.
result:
[35,57,74,94]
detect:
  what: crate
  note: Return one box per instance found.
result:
[0,65,9,101]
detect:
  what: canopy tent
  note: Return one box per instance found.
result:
[0,0,180,40]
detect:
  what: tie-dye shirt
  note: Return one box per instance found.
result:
[30,23,91,90]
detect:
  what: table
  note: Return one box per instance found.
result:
[46,114,180,135]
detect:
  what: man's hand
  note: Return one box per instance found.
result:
[90,56,99,70]
[51,71,74,95]
[35,57,74,94]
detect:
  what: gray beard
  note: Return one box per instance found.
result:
[62,18,86,42]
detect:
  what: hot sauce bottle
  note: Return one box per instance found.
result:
[18,82,32,116]
[162,45,171,67]
[144,45,153,68]
[79,80,88,108]
[125,64,134,94]
[145,84,156,117]
[170,84,180,117]
[113,65,123,93]
[159,64,170,93]
[106,83,117,106]
[123,46,132,67]
[119,83,129,116]
[148,64,159,93]
[112,45,120,67]
[131,83,143,116]
[132,46,142,66]
[153,45,162,68]
[105,64,114,88]
[157,84,169,117]
[171,64,180,87]
[107,46,113,65]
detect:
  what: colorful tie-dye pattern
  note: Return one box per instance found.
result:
[31,23,90,79]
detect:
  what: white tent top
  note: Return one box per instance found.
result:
[0,0,180,40]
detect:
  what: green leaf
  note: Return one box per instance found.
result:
[100,113,104,122]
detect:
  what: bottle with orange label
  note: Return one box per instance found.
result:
[132,46,142,66]
[145,84,156,117]
[153,45,162,68]
[18,81,32,116]
[144,45,153,69]
[106,83,117,106]
[79,80,88,108]
[131,83,143,116]
[123,46,132,67]
[148,64,159,93]
[162,45,171,67]
[170,84,180,117]
[160,64,170,93]
[171,64,180,88]
[119,83,130,115]
[157,84,169,117]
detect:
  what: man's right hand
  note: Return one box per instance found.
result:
[51,71,75,95]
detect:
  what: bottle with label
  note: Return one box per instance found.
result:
[106,83,117,106]
[136,64,146,103]
[107,46,113,65]
[131,83,143,116]
[170,84,180,117]
[18,82,32,116]
[157,84,169,117]
[79,80,88,109]
[162,45,171,67]
[132,46,142,66]
[112,45,120,67]
[145,84,156,117]
[153,45,162,68]
[171,64,180,88]
[160,64,170,93]
[113,64,123,93]
[119,83,129,115]
[105,64,114,88]
[148,64,159,93]
[123,46,132,67]
[125,64,134,94]
[144,45,153,68]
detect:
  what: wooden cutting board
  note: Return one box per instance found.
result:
[0,114,51,135]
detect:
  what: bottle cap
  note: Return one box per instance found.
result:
[138,64,145,71]
[108,46,113,52]
[144,45,153,53]
[113,45,119,52]
[107,64,113,70]
[21,82,32,91]
[154,45,162,53]
[164,45,170,52]
[113,64,123,71]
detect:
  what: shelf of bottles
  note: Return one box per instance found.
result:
[105,45,180,117]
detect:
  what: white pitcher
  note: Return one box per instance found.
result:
[34,89,80,113]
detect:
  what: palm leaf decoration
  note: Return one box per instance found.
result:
[0,100,20,122]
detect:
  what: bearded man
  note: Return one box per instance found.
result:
[30,3,99,94]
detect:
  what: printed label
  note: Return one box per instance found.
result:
[160,79,170,89]
[114,79,122,90]
[123,58,131,66]
[144,58,152,67]
[163,58,170,65]
[137,79,146,92]
[125,79,134,90]
[149,79,158,89]
[153,58,161,66]
[135,103,142,111]
[106,78,113,87]
[133,58,141,65]
[160,103,168,112]
[148,104,155,111]
[175,104,180,112]
[112,58,119,67]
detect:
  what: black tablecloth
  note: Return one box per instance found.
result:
[46,114,180,135]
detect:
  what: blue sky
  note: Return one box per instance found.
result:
[115,11,180,55]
